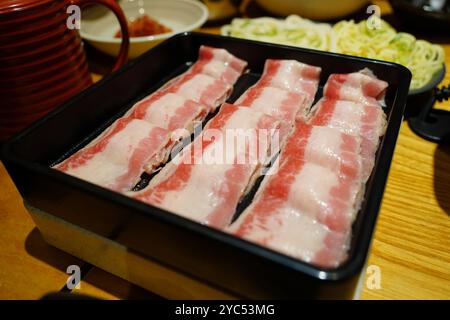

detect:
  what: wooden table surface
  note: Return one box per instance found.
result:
[0,1,449,300]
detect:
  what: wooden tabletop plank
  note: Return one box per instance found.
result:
[360,124,450,299]
[0,163,85,299]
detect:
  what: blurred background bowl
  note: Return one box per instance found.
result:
[254,0,369,20]
[389,0,450,31]
[80,0,209,59]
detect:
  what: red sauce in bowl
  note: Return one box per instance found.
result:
[115,15,172,38]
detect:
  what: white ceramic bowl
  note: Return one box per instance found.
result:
[80,0,209,59]
[255,0,369,20]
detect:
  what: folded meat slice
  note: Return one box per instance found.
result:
[199,46,248,73]
[228,191,350,268]
[236,85,308,139]
[53,118,171,192]
[131,104,281,229]
[227,123,363,268]
[285,122,363,180]
[256,59,321,107]
[126,91,208,135]
[159,46,246,111]
[308,98,386,180]
[323,69,388,106]
[187,45,248,85]
[165,73,232,112]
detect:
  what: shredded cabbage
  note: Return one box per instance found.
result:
[221,15,444,90]
[221,16,332,51]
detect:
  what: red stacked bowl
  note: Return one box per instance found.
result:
[0,0,130,141]
[0,0,93,140]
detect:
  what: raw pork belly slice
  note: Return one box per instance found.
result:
[160,46,247,111]
[284,122,363,180]
[256,59,321,107]
[125,46,247,135]
[54,47,247,193]
[323,69,388,106]
[309,98,386,142]
[188,45,248,85]
[228,190,350,268]
[227,123,363,268]
[131,104,281,229]
[198,46,248,73]
[165,73,232,112]
[202,103,281,136]
[236,85,308,139]
[53,118,171,192]
[126,91,208,134]
[309,98,386,180]
[233,59,320,139]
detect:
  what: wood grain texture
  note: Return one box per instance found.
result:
[0,0,449,300]
[360,123,450,299]
[74,268,160,300]
[0,164,85,299]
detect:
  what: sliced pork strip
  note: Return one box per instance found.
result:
[284,161,361,233]
[53,118,171,192]
[198,45,248,74]
[52,47,246,193]
[229,198,349,268]
[237,86,307,121]
[227,160,352,268]
[235,85,308,140]
[256,59,321,107]
[199,59,242,85]
[231,120,361,225]
[323,69,388,106]
[160,45,246,97]
[309,98,386,180]
[192,45,248,84]
[165,73,232,112]
[285,122,363,180]
[131,104,281,229]
[125,91,208,136]
[227,122,367,267]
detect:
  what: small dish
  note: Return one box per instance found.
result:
[80,0,209,59]
[408,64,446,96]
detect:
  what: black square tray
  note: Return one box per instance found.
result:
[1,32,411,298]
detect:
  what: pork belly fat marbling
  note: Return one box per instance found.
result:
[227,123,363,268]
[226,70,388,268]
[235,86,306,140]
[53,46,248,193]
[53,118,171,192]
[285,122,363,180]
[131,104,281,229]
[126,91,208,133]
[227,122,361,267]
[160,46,247,111]
[163,45,247,88]
[256,59,321,107]
[192,45,248,84]
[323,69,388,106]
[165,73,232,112]
[127,46,247,134]
[234,59,321,140]
[309,97,387,180]
[236,85,308,122]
